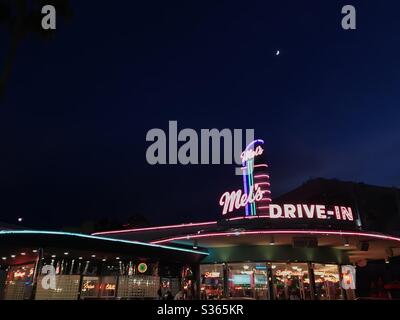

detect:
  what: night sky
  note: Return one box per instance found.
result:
[0,0,399,229]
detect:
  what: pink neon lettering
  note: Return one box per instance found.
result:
[219,184,265,215]
[341,207,354,221]
[296,204,303,218]
[302,205,315,218]
[240,194,247,206]
[240,146,264,162]
[269,204,282,218]
[316,205,327,219]
[284,204,296,218]
[334,206,341,220]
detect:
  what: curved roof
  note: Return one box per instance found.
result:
[0,230,208,264]
[92,218,400,263]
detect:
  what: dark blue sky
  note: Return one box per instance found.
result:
[0,0,399,228]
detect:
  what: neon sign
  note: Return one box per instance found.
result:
[219,200,355,222]
[13,267,33,280]
[269,204,354,221]
[240,146,264,162]
[105,284,116,290]
[219,184,265,215]
[83,282,96,290]
[241,139,271,216]
[14,271,27,279]
[204,272,221,278]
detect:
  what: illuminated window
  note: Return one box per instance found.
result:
[313,264,342,300]
[227,263,269,300]
[271,263,311,300]
[200,264,224,300]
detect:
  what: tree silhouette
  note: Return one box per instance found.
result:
[0,0,72,96]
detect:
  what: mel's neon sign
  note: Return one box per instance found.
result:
[220,139,354,222]
[240,146,264,163]
[219,195,354,221]
[219,184,265,215]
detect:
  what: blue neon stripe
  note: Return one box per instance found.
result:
[0,230,209,256]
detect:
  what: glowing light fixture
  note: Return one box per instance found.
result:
[138,262,148,273]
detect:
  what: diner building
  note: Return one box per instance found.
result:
[0,230,206,300]
[1,139,400,300]
[92,144,400,300]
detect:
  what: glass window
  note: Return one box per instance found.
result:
[271,263,311,300]
[313,264,342,300]
[99,276,117,298]
[200,264,224,300]
[227,263,269,300]
[81,276,100,299]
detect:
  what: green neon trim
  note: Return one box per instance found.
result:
[247,160,255,216]
[249,159,256,216]
[0,230,209,256]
